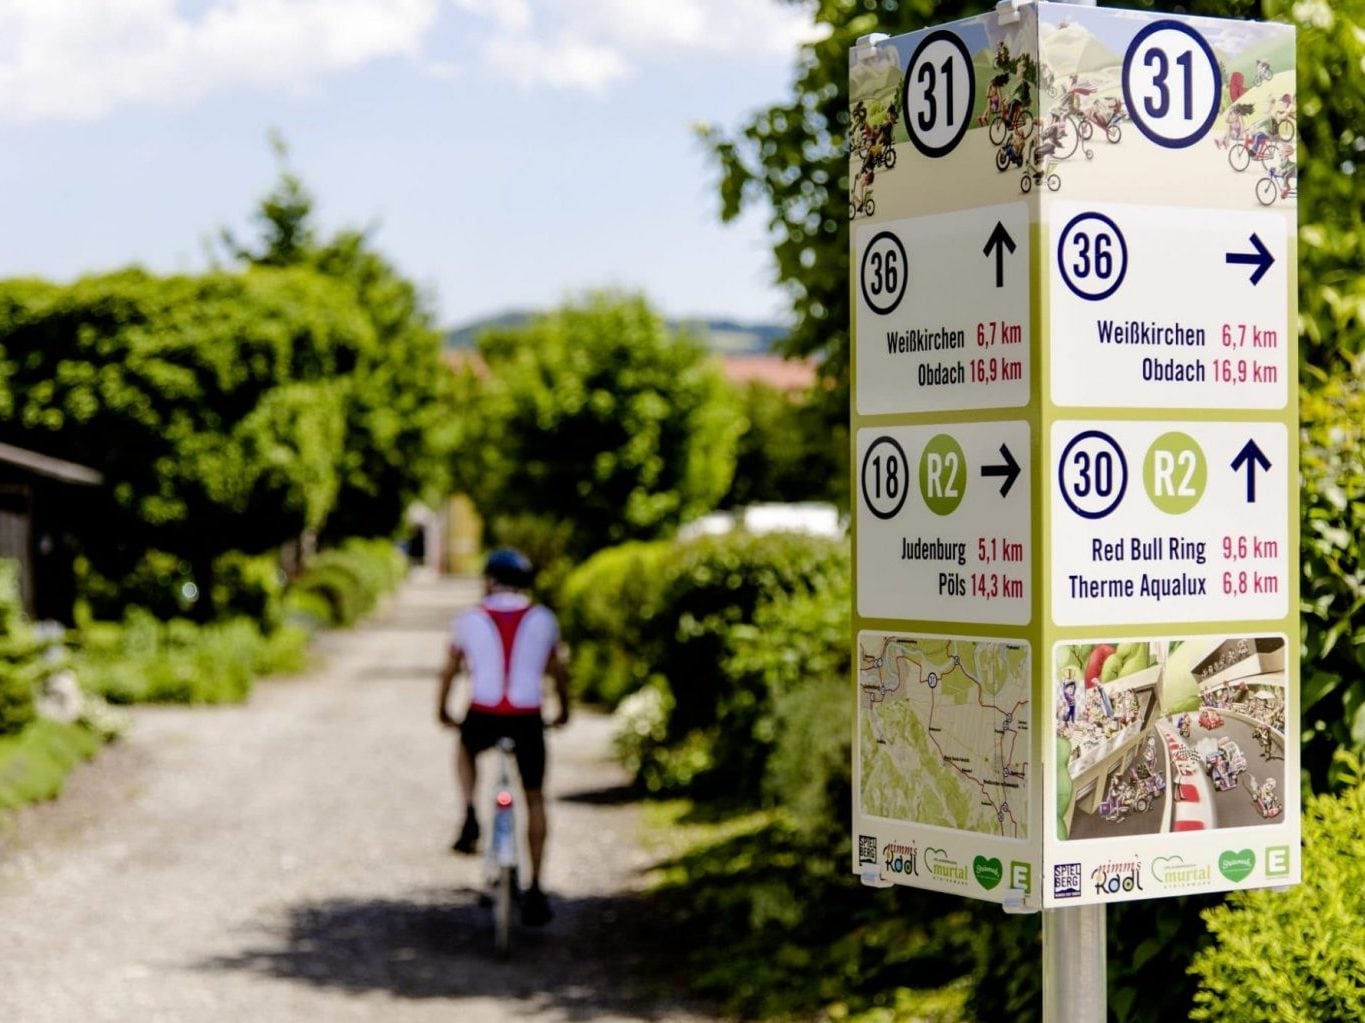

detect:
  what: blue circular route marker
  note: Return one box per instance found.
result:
[1122,20,1222,149]
[1058,429,1128,520]
[1057,212,1128,302]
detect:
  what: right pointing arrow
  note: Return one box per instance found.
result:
[1226,233,1275,286]
[1230,439,1272,502]
[980,443,1021,498]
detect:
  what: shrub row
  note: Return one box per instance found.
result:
[1188,752,1365,1023]
[74,610,309,705]
[284,537,408,628]
[80,550,288,628]
[559,530,847,797]
[1299,367,1365,789]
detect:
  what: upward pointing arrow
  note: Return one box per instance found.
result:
[1230,439,1272,502]
[983,221,1016,289]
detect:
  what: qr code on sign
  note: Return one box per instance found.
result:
[1053,862,1082,899]
[858,835,877,865]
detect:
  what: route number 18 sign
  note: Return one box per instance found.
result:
[849,5,1298,910]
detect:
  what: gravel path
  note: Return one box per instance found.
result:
[0,575,711,1023]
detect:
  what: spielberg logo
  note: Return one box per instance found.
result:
[857,835,878,866]
[1053,862,1082,899]
[883,842,918,876]
[1092,857,1145,897]
[1151,855,1211,889]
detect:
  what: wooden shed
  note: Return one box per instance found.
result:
[0,442,103,624]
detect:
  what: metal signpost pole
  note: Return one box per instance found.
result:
[1043,899,1104,1022]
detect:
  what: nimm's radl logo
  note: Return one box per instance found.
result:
[883,842,918,876]
[1093,857,1145,896]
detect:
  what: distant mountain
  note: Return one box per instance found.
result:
[445,311,789,355]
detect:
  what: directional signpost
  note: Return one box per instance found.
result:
[849,5,1298,1014]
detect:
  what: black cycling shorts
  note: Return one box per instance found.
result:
[459,710,546,791]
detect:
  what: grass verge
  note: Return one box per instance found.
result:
[0,719,107,810]
[640,799,977,1022]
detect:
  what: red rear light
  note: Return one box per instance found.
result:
[496,790,514,808]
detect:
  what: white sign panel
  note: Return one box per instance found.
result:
[855,203,1030,415]
[857,421,1031,625]
[1050,420,1289,626]
[1048,201,1289,410]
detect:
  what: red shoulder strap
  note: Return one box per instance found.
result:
[483,605,533,677]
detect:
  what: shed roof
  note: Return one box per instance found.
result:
[0,442,103,485]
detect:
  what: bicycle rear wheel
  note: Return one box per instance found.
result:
[494,864,514,958]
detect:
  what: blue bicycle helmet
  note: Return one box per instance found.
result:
[483,547,533,588]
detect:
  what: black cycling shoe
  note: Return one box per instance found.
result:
[452,813,479,854]
[521,886,553,926]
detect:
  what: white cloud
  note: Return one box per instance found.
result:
[569,0,827,58]
[449,0,530,33]
[452,0,825,95]
[0,0,439,122]
[484,30,628,93]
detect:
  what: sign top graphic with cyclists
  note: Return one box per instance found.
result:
[849,6,1296,225]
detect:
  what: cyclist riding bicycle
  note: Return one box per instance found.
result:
[437,547,571,926]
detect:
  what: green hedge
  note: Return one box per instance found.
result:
[1300,370,1365,788]
[559,530,847,796]
[559,540,673,706]
[647,531,846,795]
[74,611,308,705]
[79,549,287,628]
[1189,753,1365,1022]
[284,537,407,628]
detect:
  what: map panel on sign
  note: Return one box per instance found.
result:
[859,631,1030,838]
[857,421,1031,626]
[1048,201,1289,410]
[855,203,1030,415]
[1050,420,1289,626]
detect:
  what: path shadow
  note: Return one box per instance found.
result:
[557,784,639,806]
[197,885,704,1020]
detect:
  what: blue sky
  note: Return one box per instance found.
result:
[0,0,823,329]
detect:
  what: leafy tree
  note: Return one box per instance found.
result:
[224,140,456,541]
[721,380,844,508]
[220,132,317,268]
[310,232,457,541]
[0,269,360,617]
[453,293,742,563]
